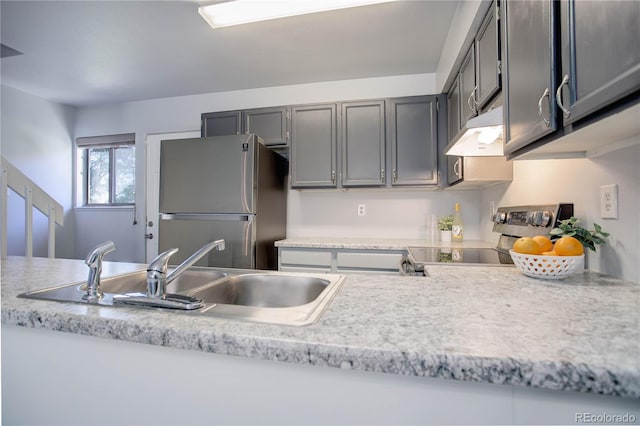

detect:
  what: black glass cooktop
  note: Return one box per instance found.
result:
[407,247,514,266]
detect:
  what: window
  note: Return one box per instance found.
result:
[77,133,135,205]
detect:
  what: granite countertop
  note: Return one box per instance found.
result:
[2,256,639,399]
[275,237,497,250]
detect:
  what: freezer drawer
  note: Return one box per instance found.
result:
[159,215,255,269]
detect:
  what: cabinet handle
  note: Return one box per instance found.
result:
[392,169,398,183]
[380,169,385,181]
[556,74,571,119]
[467,86,479,114]
[453,158,461,178]
[331,170,336,184]
[537,88,551,127]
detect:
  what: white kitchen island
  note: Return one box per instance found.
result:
[2,256,639,425]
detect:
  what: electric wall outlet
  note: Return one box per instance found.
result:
[357,204,366,217]
[600,184,618,219]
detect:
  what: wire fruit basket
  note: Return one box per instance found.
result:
[509,250,584,280]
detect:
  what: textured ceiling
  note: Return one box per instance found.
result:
[0,0,459,107]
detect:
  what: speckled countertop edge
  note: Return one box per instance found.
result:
[2,257,639,399]
[274,237,497,250]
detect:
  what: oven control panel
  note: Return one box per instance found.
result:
[491,204,573,238]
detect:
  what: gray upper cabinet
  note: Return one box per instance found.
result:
[290,104,337,188]
[503,0,639,157]
[341,101,386,187]
[446,79,463,185]
[475,1,501,110]
[243,107,289,147]
[503,0,558,155]
[388,96,438,186]
[201,111,242,137]
[459,45,477,124]
[557,0,640,126]
[447,77,461,141]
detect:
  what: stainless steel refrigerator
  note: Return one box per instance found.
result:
[158,134,288,270]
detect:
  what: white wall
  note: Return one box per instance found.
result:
[434,0,485,92]
[481,143,640,283]
[0,85,76,258]
[287,188,481,240]
[74,73,456,262]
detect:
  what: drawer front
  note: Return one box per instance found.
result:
[280,249,332,267]
[336,252,403,270]
[279,266,331,274]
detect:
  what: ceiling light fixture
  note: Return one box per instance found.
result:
[198,0,396,29]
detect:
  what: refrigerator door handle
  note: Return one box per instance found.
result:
[160,213,255,221]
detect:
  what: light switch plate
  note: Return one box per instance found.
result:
[600,184,618,219]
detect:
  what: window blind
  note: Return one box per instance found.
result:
[76,133,135,148]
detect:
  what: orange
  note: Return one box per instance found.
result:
[553,236,584,256]
[512,237,543,255]
[542,250,558,256]
[532,235,554,252]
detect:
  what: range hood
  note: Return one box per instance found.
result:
[445,106,504,156]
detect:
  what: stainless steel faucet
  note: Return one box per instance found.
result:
[84,241,116,301]
[146,239,225,299]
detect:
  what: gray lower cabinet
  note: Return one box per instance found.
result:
[502,0,558,155]
[201,111,242,137]
[341,100,385,187]
[290,103,338,188]
[475,1,501,110]
[557,0,640,126]
[243,107,289,147]
[278,247,404,274]
[388,96,438,186]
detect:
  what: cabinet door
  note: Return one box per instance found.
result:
[459,45,477,124]
[557,0,640,126]
[341,101,385,187]
[447,77,461,142]
[503,0,558,155]
[290,104,337,188]
[201,111,242,137]
[475,1,501,110]
[389,96,438,186]
[243,107,289,147]
[447,156,463,185]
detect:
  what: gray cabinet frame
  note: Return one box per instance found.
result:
[459,45,477,124]
[388,96,438,186]
[341,100,386,187]
[201,111,242,137]
[243,106,289,147]
[290,103,338,188]
[475,1,501,110]
[557,0,640,126]
[503,0,558,155]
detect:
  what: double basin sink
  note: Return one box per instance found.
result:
[19,268,346,326]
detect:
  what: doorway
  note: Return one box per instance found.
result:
[144,131,199,263]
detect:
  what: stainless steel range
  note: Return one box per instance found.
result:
[401,203,574,276]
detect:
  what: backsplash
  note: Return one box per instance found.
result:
[480,143,639,283]
[287,188,481,240]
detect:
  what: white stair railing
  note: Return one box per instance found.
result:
[1,156,64,258]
